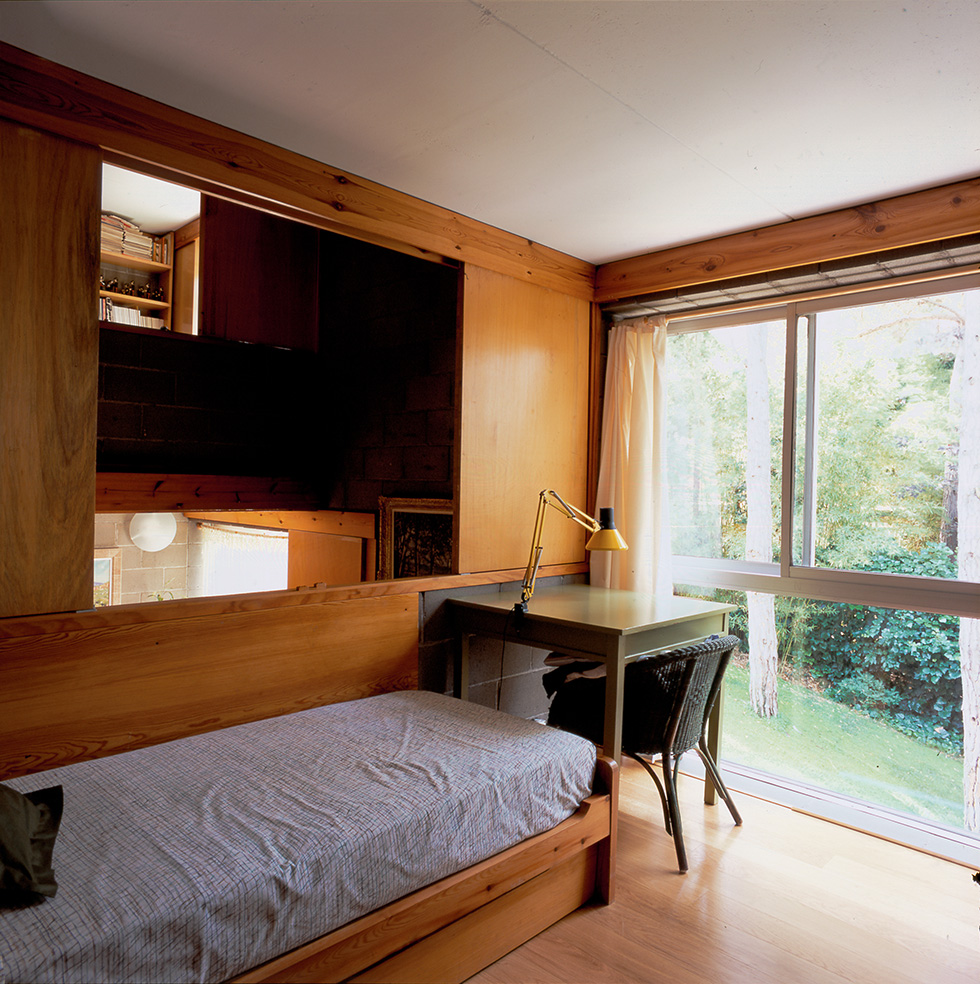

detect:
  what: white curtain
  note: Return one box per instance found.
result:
[198,523,288,597]
[590,315,672,599]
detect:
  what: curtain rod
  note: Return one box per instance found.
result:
[195,521,288,538]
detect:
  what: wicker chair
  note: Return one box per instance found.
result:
[545,634,743,873]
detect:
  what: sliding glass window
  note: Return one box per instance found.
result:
[663,273,980,844]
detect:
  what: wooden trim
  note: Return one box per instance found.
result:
[587,302,606,517]
[595,176,980,302]
[95,473,319,512]
[0,43,595,300]
[184,510,375,539]
[172,216,200,250]
[0,568,587,643]
[105,149,459,272]
[593,755,618,904]
[349,849,598,984]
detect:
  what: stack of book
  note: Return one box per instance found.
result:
[101,213,170,262]
[99,297,167,331]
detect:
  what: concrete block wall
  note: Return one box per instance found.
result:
[94,513,192,605]
[318,233,458,512]
[97,326,318,477]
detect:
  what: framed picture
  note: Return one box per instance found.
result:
[379,497,453,579]
[93,548,122,607]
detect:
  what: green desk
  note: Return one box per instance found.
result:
[448,584,734,797]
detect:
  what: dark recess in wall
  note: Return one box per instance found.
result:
[97,326,319,477]
[316,234,459,512]
[97,226,459,511]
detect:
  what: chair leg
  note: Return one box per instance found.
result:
[660,750,688,873]
[627,752,673,834]
[697,737,743,827]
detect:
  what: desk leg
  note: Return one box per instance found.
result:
[703,680,723,805]
[454,633,471,700]
[602,643,625,763]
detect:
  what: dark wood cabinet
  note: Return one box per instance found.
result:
[200,196,320,351]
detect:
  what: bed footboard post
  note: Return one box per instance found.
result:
[594,754,618,904]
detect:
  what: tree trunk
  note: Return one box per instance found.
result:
[957,290,980,831]
[743,325,779,717]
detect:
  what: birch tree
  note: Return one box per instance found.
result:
[743,325,779,717]
[956,290,980,830]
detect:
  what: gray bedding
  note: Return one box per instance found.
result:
[0,690,596,984]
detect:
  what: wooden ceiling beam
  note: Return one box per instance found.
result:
[595,177,980,304]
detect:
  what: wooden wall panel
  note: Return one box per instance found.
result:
[287,530,366,588]
[0,590,419,780]
[200,196,320,350]
[595,177,980,303]
[0,120,99,617]
[457,267,590,574]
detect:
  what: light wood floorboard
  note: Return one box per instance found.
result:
[467,757,980,984]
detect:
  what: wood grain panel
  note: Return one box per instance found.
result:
[184,510,375,538]
[0,592,418,779]
[457,267,591,574]
[95,473,318,512]
[595,177,980,302]
[200,195,320,349]
[0,43,595,300]
[0,120,99,617]
[171,235,199,335]
[287,530,366,588]
[350,850,597,984]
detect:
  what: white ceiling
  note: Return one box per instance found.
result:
[100,163,201,236]
[3,0,978,264]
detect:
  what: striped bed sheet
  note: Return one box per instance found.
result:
[0,690,596,984]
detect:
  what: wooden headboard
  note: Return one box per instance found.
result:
[0,586,418,780]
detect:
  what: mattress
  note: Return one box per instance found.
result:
[0,690,596,984]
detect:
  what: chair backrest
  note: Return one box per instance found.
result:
[622,634,741,757]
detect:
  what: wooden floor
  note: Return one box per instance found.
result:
[467,756,980,984]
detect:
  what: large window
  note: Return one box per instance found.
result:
[664,273,980,844]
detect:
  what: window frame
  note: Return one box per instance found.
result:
[666,269,980,621]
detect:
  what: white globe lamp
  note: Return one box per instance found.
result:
[129,512,178,552]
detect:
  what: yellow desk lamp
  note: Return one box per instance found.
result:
[516,489,627,614]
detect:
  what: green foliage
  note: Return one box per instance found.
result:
[669,295,970,757]
[804,542,962,753]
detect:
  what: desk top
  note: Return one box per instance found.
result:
[448,583,733,637]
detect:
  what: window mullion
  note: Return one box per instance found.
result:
[801,313,818,567]
[779,303,798,577]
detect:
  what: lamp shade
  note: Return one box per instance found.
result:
[129,512,177,552]
[585,507,628,551]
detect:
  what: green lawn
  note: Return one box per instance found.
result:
[720,664,965,828]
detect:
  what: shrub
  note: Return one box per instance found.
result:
[804,542,962,752]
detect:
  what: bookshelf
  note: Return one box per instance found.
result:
[99,214,174,330]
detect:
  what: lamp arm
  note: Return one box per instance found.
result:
[544,490,602,535]
[518,490,600,610]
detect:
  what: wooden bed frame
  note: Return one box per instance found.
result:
[0,585,617,983]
